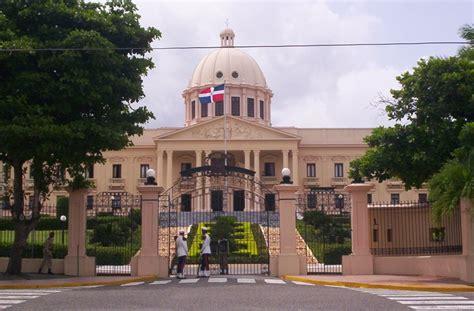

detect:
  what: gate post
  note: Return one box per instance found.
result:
[64,188,95,276]
[342,183,374,275]
[273,184,307,277]
[460,198,474,282]
[131,185,167,277]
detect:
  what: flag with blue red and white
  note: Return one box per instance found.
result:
[198,84,225,104]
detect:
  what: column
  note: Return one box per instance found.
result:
[195,150,202,211]
[204,150,211,210]
[291,150,299,186]
[244,150,251,169]
[64,189,95,276]
[131,185,168,277]
[253,150,260,180]
[342,183,375,275]
[282,150,289,170]
[157,150,164,186]
[244,150,251,210]
[272,184,306,276]
[166,150,173,189]
[461,198,474,282]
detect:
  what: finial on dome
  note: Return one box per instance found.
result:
[220,27,235,47]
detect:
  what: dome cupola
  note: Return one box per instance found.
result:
[183,29,273,127]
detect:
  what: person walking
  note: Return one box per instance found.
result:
[218,238,229,275]
[199,227,211,277]
[38,231,54,275]
[175,230,188,279]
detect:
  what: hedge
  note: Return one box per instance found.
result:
[87,246,139,265]
[0,217,67,230]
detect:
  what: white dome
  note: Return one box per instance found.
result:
[188,45,267,88]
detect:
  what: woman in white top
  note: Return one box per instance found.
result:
[175,230,188,279]
[199,227,211,277]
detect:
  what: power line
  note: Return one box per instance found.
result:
[0,41,470,52]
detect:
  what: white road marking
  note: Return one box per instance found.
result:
[237,278,256,284]
[410,307,474,310]
[325,285,346,288]
[75,285,104,289]
[389,297,468,300]
[0,296,39,299]
[121,282,144,287]
[0,306,11,309]
[150,280,172,285]
[399,301,474,305]
[381,294,454,297]
[208,278,227,283]
[292,281,315,286]
[0,293,50,296]
[179,278,199,284]
[0,300,26,304]
[264,279,286,284]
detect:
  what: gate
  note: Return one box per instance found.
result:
[158,152,280,276]
[86,192,141,275]
[297,187,351,274]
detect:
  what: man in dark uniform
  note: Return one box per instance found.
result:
[38,231,54,275]
[218,238,229,275]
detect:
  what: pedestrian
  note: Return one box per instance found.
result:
[199,227,211,277]
[218,238,229,275]
[175,230,188,279]
[38,231,54,275]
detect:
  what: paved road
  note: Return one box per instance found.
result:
[2,276,474,310]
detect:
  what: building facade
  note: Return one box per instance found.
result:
[1,29,427,208]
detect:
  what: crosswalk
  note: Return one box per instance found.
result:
[353,288,474,310]
[120,277,314,287]
[0,289,62,309]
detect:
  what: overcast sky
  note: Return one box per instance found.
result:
[127,0,472,129]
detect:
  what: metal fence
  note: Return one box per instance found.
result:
[368,201,462,256]
[0,204,68,259]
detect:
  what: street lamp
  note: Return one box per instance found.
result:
[145,168,157,185]
[281,168,293,184]
[60,215,67,245]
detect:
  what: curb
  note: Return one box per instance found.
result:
[282,275,474,292]
[0,275,157,290]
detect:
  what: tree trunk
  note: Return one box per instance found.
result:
[5,162,26,275]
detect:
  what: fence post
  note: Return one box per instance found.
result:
[273,184,306,277]
[64,188,95,276]
[461,198,474,282]
[131,185,166,277]
[342,183,375,275]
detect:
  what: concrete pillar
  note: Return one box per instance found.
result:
[195,150,202,211]
[272,184,307,276]
[460,198,474,282]
[166,150,173,189]
[291,150,299,186]
[254,150,260,180]
[131,185,168,277]
[342,183,375,275]
[244,150,251,170]
[157,150,164,187]
[64,189,95,276]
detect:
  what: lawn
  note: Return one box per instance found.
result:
[0,230,68,245]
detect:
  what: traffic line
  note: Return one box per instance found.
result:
[0,306,11,310]
[120,282,144,287]
[399,301,474,305]
[237,278,256,284]
[264,279,286,285]
[409,306,474,310]
[179,278,199,284]
[0,300,26,304]
[0,296,39,299]
[150,280,172,285]
[208,278,227,283]
[388,297,468,300]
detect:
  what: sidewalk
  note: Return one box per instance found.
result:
[283,274,474,292]
[0,274,156,289]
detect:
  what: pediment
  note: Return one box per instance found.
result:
[155,117,300,141]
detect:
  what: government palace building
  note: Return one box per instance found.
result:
[0,29,428,209]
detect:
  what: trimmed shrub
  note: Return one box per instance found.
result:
[87,246,138,265]
[91,222,130,247]
[321,244,351,265]
[0,217,65,230]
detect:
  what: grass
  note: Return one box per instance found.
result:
[0,230,69,245]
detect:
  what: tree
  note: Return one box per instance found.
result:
[350,25,474,190]
[0,0,160,274]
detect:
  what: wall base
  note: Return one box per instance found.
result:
[131,254,168,278]
[64,255,95,276]
[276,253,306,276]
[343,254,374,275]
[0,257,64,274]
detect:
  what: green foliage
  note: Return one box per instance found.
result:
[0,217,65,230]
[0,242,67,259]
[91,222,130,247]
[429,123,474,222]
[87,245,138,265]
[349,26,474,189]
[56,197,69,219]
[302,210,351,243]
[319,243,351,265]
[210,216,238,252]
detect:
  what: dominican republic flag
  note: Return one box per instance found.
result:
[198,84,224,104]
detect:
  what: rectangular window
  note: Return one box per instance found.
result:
[247,98,254,117]
[307,193,317,209]
[373,229,378,242]
[86,195,94,210]
[367,193,373,204]
[201,103,208,117]
[259,100,264,119]
[112,195,121,209]
[112,164,122,179]
[181,162,192,172]
[140,164,149,178]
[390,193,400,204]
[265,193,276,211]
[306,163,316,177]
[181,194,192,212]
[215,101,224,116]
[387,228,392,242]
[264,162,275,176]
[231,97,240,116]
[191,101,196,119]
[334,163,344,177]
[233,190,245,211]
[211,190,223,211]
[418,193,428,204]
[86,164,94,179]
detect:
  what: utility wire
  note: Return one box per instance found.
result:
[0,41,470,52]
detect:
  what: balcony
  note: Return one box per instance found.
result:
[108,178,125,190]
[137,178,146,186]
[303,177,320,186]
[25,179,34,190]
[261,176,278,185]
[331,177,348,186]
[387,179,404,190]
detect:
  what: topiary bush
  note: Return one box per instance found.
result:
[90,222,130,247]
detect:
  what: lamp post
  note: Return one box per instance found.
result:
[145,168,157,185]
[281,167,293,184]
[60,215,67,245]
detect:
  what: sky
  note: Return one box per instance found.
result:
[126,0,472,128]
